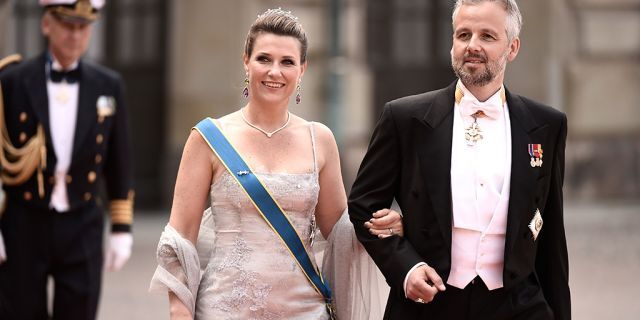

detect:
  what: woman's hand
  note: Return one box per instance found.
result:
[364,208,404,238]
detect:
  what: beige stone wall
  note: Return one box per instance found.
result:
[566,7,640,135]
[0,1,13,57]
[339,0,372,189]
[557,0,640,199]
[163,0,249,201]
[568,61,640,135]
[505,0,553,105]
[166,0,248,150]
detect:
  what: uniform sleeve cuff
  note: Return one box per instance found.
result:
[109,190,134,226]
[111,223,131,233]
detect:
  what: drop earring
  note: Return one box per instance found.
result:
[295,80,302,104]
[242,74,249,98]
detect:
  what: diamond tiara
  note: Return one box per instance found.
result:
[258,7,298,21]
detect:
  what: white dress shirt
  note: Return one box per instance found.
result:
[48,59,79,212]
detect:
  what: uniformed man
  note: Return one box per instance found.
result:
[0,1,134,319]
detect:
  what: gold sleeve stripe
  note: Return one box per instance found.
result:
[110,203,130,210]
[109,190,134,225]
[110,211,130,218]
[110,205,133,224]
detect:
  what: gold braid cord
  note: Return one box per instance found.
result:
[0,54,47,201]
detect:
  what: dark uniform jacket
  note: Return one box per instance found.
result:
[349,81,570,319]
[0,52,133,232]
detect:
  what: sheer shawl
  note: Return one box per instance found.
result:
[320,212,389,320]
[150,209,389,320]
[149,208,216,317]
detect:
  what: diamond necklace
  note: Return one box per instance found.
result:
[240,108,291,138]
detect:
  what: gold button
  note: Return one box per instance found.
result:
[19,112,28,122]
[66,175,72,184]
[87,171,96,183]
[19,132,27,143]
[96,134,104,144]
[23,191,32,201]
[84,192,92,201]
[95,154,102,164]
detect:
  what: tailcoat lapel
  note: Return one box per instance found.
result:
[414,82,457,248]
[504,89,549,261]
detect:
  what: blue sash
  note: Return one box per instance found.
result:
[193,118,334,312]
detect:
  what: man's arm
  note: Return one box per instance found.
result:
[104,76,134,232]
[104,76,134,271]
[348,104,424,289]
[535,113,570,320]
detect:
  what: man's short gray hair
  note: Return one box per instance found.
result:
[452,0,523,41]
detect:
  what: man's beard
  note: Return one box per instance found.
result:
[451,51,508,87]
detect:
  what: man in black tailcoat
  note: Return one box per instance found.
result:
[349,0,570,319]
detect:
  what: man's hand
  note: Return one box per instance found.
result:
[406,264,446,304]
[104,232,133,272]
[364,208,404,238]
[0,230,6,265]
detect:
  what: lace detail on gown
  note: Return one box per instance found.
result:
[216,236,251,272]
[195,122,328,320]
[209,236,277,317]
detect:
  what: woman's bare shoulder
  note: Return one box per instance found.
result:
[308,121,337,147]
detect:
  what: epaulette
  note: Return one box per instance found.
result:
[0,54,22,71]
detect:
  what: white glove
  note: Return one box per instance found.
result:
[0,230,6,265]
[104,232,133,272]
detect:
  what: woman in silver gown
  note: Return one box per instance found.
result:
[150,8,403,319]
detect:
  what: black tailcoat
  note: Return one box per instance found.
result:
[349,82,570,319]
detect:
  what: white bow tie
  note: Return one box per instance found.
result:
[459,95,503,119]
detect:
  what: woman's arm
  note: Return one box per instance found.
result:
[168,130,216,244]
[313,123,347,238]
[165,130,217,319]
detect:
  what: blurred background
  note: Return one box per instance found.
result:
[1,0,639,319]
